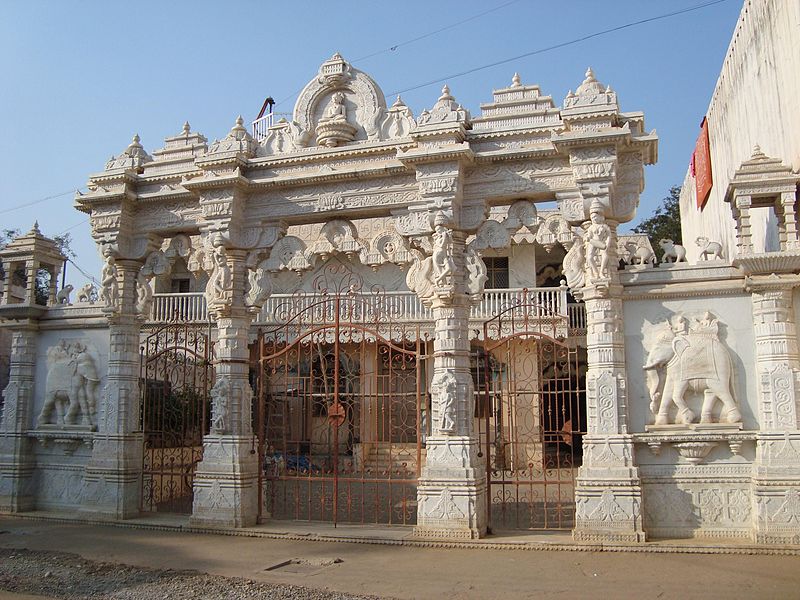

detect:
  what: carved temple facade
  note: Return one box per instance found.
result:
[2,51,800,545]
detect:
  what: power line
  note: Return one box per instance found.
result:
[66,258,100,286]
[57,218,89,236]
[273,0,522,109]
[387,0,732,97]
[0,189,83,216]
[353,0,522,63]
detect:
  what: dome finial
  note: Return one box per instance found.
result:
[182,121,191,135]
[511,72,521,87]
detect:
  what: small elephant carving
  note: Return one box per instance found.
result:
[659,239,687,263]
[56,284,74,305]
[695,236,724,261]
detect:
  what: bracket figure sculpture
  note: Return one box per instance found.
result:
[431,225,456,288]
[585,205,611,281]
[38,340,100,428]
[99,254,120,311]
[643,312,742,426]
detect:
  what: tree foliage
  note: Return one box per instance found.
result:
[632,185,683,260]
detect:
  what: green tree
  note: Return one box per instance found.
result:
[632,185,683,261]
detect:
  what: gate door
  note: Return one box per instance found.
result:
[480,300,584,531]
[140,321,213,513]
[254,266,424,526]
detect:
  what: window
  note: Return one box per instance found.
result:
[484,257,509,289]
[170,278,191,293]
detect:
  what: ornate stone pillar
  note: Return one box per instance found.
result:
[190,244,260,527]
[0,326,38,511]
[410,221,487,539]
[748,276,800,542]
[81,256,144,518]
[571,202,645,543]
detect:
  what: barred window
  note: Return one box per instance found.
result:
[484,257,509,289]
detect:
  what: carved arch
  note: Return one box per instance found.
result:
[293,54,388,145]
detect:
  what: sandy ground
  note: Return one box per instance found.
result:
[1,516,799,599]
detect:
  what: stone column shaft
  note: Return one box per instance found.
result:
[0,326,38,511]
[573,218,645,542]
[81,259,143,518]
[750,283,800,543]
[191,248,259,528]
[414,230,487,540]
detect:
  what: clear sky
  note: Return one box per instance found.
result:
[0,0,742,287]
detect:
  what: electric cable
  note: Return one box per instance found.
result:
[272,0,522,108]
[387,0,732,96]
[0,189,82,216]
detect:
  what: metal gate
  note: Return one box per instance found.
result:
[254,264,425,525]
[480,298,585,531]
[140,320,214,513]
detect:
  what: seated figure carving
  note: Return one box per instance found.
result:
[316,91,357,147]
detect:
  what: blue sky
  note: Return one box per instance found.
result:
[0,0,742,285]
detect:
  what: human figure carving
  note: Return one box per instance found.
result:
[210,376,231,434]
[320,92,347,123]
[431,225,456,288]
[436,372,458,434]
[585,206,611,280]
[205,245,231,306]
[99,255,119,310]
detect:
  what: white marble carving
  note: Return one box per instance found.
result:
[431,226,456,288]
[695,236,724,261]
[245,260,272,311]
[210,376,230,435]
[38,340,100,428]
[56,285,73,305]
[585,204,611,280]
[76,283,97,304]
[99,254,119,311]
[659,239,687,263]
[643,312,741,425]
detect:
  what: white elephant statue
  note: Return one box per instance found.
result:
[37,341,99,427]
[643,312,742,426]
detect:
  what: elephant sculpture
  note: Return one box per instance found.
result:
[643,312,742,426]
[38,340,99,427]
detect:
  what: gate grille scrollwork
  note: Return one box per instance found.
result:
[140,320,214,514]
[480,297,585,531]
[254,263,427,526]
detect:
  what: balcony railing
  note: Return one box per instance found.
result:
[148,288,586,330]
[251,112,294,142]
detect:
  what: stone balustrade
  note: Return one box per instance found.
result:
[144,288,585,330]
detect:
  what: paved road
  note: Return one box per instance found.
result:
[1,516,799,599]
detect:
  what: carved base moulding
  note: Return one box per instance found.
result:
[637,425,753,463]
[30,425,96,454]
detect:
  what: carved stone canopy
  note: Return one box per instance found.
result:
[293,53,388,147]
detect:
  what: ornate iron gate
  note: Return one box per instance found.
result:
[140,321,214,513]
[254,264,425,525]
[480,298,585,531]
